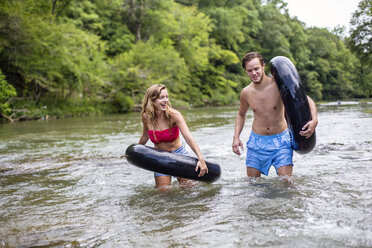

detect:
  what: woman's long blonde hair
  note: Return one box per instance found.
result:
[141,84,173,129]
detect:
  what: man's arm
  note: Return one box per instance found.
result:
[300,96,318,139]
[233,88,250,155]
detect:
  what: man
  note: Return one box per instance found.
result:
[232,52,318,178]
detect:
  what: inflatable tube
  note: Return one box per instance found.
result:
[125,144,221,183]
[269,56,316,154]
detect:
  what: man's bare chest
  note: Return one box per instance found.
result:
[248,87,282,113]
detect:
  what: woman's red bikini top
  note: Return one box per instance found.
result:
[148,126,179,144]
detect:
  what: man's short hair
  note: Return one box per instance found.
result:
[241,52,264,69]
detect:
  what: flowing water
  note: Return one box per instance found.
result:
[0,101,371,247]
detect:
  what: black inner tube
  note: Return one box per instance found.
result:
[125,144,221,183]
[269,56,316,154]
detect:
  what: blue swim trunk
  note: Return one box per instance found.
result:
[246,129,293,176]
[154,144,188,177]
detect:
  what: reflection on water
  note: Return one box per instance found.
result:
[0,102,372,247]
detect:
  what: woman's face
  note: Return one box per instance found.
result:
[154,89,169,112]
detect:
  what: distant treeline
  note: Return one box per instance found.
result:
[0,0,371,122]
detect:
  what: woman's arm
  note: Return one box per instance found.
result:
[172,111,208,177]
[139,114,149,145]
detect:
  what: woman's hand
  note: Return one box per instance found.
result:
[195,158,208,177]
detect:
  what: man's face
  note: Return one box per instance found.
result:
[244,58,264,84]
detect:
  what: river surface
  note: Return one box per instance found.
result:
[0,101,371,247]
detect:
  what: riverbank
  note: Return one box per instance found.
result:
[0,100,226,123]
[1,98,371,124]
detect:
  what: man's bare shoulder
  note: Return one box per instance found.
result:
[239,84,254,106]
[266,76,280,90]
[241,83,254,94]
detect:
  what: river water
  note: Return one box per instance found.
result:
[0,101,371,247]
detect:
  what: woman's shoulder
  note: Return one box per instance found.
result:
[169,108,182,118]
[169,109,185,125]
[141,112,151,123]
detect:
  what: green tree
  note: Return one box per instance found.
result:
[348,0,372,97]
[139,1,240,105]
[349,0,371,64]
[204,7,246,52]
[110,40,191,106]
[62,0,135,57]
[18,17,107,101]
[0,69,17,121]
[0,0,369,122]
[0,1,108,118]
[306,28,356,99]
[258,3,293,61]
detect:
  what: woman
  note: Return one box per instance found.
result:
[138,84,208,189]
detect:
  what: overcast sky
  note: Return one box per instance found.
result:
[284,0,360,32]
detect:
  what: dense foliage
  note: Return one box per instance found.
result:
[0,0,370,122]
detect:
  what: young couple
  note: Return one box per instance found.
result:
[139,52,318,189]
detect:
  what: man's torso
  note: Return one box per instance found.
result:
[245,77,287,135]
